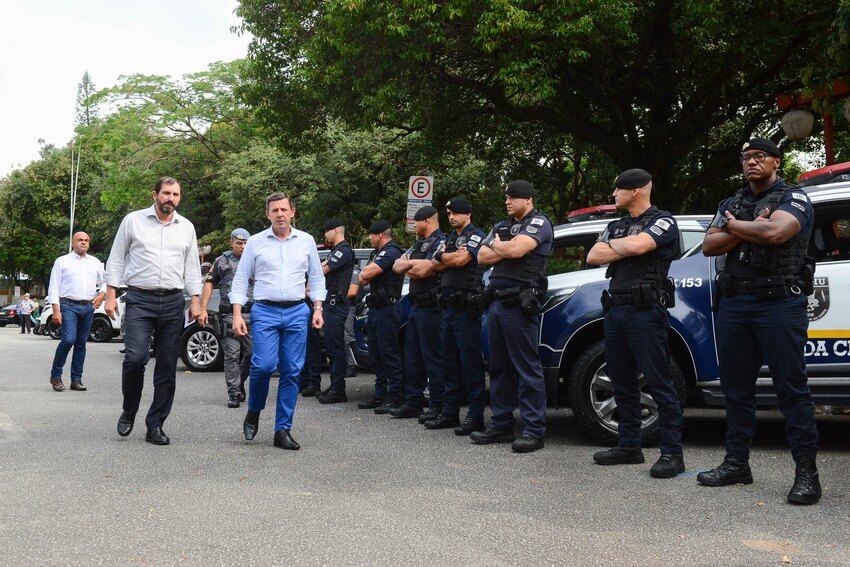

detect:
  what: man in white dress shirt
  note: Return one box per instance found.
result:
[105,177,202,446]
[230,193,326,450]
[46,232,106,392]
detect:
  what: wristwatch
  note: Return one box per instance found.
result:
[718,217,729,232]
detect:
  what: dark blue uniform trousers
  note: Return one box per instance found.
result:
[325,298,349,392]
[121,290,185,430]
[367,303,404,403]
[441,306,485,421]
[299,323,322,388]
[604,304,684,454]
[403,304,445,409]
[486,300,546,439]
[248,302,309,432]
[716,294,818,462]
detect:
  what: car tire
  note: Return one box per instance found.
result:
[567,339,686,447]
[180,324,223,371]
[47,320,62,340]
[88,316,114,343]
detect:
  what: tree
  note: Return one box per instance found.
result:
[236,0,846,212]
[75,70,99,129]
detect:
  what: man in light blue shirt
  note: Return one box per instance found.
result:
[230,193,326,450]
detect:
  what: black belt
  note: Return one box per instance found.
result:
[60,298,91,305]
[258,299,303,309]
[128,286,182,296]
[606,292,637,307]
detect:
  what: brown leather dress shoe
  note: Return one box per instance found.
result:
[50,378,65,392]
[69,381,87,391]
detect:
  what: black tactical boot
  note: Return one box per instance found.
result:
[787,454,822,505]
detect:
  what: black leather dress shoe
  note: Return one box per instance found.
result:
[273,429,300,450]
[227,396,240,408]
[301,385,320,397]
[317,390,348,404]
[243,411,260,441]
[650,454,686,478]
[512,435,544,453]
[238,381,247,401]
[389,404,423,418]
[117,411,135,437]
[470,427,515,445]
[424,415,461,430]
[787,455,821,505]
[454,417,485,436]
[593,446,645,465]
[357,398,383,410]
[697,457,753,486]
[374,401,401,415]
[417,408,441,424]
[145,427,170,445]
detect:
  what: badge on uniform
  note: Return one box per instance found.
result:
[510,224,522,236]
[650,226,663,236]
[526,226,539,234]
[470,234,482,242]
[421,242,430,252]
[791,202,806,212]
[530,218,544,226]
[377,251,385,259]
[792,192,807,201]
[333,250,343,259]
[457,237,466,246]
[654,219,671,231]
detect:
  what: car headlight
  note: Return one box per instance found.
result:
[541,287,578,312]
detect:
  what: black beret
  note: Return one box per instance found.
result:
[506,180,535,198]
[741,137,781,158]
[445,196,472,214]
[368,219,391,234]
[323,218,344,231]
[413,206,438,221]
[614,168,652,189]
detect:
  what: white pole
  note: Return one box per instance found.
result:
[69,140,81,252]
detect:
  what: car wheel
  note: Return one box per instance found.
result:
[47,320,62,340]
[567,339,686,446]
[88,316,113,343]
[180,324,223,371]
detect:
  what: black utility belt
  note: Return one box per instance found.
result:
[717,274,798,299]
[366,294,399,308]
[128,286,182,296]
[60,298,91,305]
[409,290,439,307]
[439,290,479,309]
[258,299,303,309]
[485,286,523,303]
[602,281,674,312]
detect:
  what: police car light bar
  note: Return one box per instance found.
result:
[566,204,617,223]
[798,161,850,187]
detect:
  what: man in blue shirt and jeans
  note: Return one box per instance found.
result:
[230,193,326,451]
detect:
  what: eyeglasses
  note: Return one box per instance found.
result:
[739,152,771,164]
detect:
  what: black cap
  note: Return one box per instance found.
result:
[368,219,391,234]
[614,168,652,189]
[445,196,472,214]
[413,206,438,221]
[506,180,535,198]
[741,137,781,158]
[323,218,344,231]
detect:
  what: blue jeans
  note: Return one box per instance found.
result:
[248,302,309,432]
[50,301,94,382]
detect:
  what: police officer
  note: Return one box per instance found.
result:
[587,169,685,478]
[390,206,446,420]
[199,228,253,408]
[344,265,362,378]
[425,197,487,435]
[473,180,553,453]
[357,220,405,413]
[700,138,821,504]
[316,219,356,404]
[299,294,324,397]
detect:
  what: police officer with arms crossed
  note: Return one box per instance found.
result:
[473,180,553,453]
[357,220,405,413]
[391,206,446,421]
[199,228,253,408]
[106,176,203,445]
[231,193,325,451]
[316,219,356,404]
[699,137,821,505]
[587,169,686,478]
[425,197,487,434]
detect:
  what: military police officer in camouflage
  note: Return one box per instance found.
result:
[199,228,253,408]
[700,137,821,505]
[474,180,553,453]
[587,169,685,478]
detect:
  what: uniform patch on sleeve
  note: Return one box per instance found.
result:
[525,226,539,234]
[376,251,385,259]
[530,218,544,226]
[649,226,664,236]
[333,251,343,259]
[792,192,807,201]
[469,234,482,242]
[468,240,479,248]
[791,202,806,212]
[654,219,671,231]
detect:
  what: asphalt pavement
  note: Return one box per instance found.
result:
[1,326,849,566]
